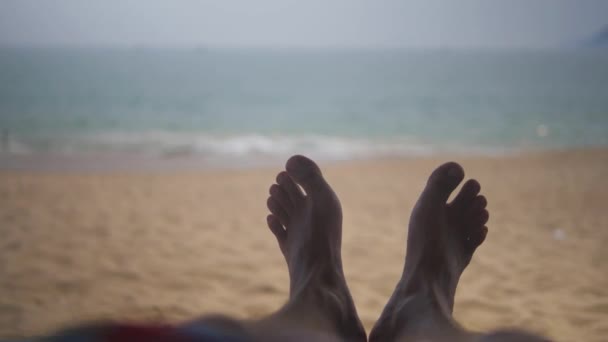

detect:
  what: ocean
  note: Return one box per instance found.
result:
[1,47,607,168]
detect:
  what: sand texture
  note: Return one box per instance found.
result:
[1,149,607,341]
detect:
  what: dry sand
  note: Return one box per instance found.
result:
[1,149,607,341]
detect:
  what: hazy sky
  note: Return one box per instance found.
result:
[0,0,606,48]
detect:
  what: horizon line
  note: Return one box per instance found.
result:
[0,43,601,51]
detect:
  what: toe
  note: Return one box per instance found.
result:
[465,226,488,250]
[420,162,465,205]
[285,155,330,196]
[461,195,488,216]
[469,209,489,226]
[480,226,488,244]
[269,184,293,213]
[449,179,481,211]
[464,196,488,224]
[267,214,286,239]
[267,197,289,226]
[267,215,287,253]
[276,171,305,204]
[469,195,488,212]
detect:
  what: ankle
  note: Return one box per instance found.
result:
[401,259,461,310]
[384,271,460,333]
[372,290,459,342]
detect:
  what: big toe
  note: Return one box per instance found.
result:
[421,162,465,206]
[285,155,329,196]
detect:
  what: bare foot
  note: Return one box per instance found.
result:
[370,162,489,341]
[265,155,366,341]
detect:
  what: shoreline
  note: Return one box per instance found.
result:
[1,146,606,173]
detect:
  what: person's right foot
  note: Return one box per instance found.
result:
[370,162,489,341]
[265,155,366,341]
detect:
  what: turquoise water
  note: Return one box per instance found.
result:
[1,47,607,164]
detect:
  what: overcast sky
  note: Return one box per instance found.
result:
[0,0,606,48]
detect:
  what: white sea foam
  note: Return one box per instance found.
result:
[1,131,517,169]
[85,132,436,160]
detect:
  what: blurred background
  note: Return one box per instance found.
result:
[0,0,607,168]
[0,1,607,341]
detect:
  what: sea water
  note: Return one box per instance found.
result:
[1,47,607,167]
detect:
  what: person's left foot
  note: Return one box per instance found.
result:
[266,155,366,341]
[369,162,489,341]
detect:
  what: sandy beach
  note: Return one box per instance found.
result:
[1,149,607,341]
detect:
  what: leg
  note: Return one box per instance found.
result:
[251,155,366,341]
[29,155,363,342]
[369,163,550,342]
[370,162,488,341]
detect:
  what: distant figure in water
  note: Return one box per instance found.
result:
[23,155,549,341]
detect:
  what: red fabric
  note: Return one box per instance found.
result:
[103,324,193,342]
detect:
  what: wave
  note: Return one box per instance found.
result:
[0,131,513,167]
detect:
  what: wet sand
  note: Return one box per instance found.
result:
[1,149,607,341]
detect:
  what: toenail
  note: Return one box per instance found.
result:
[448,166,461,180]
[288,158,312,177]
